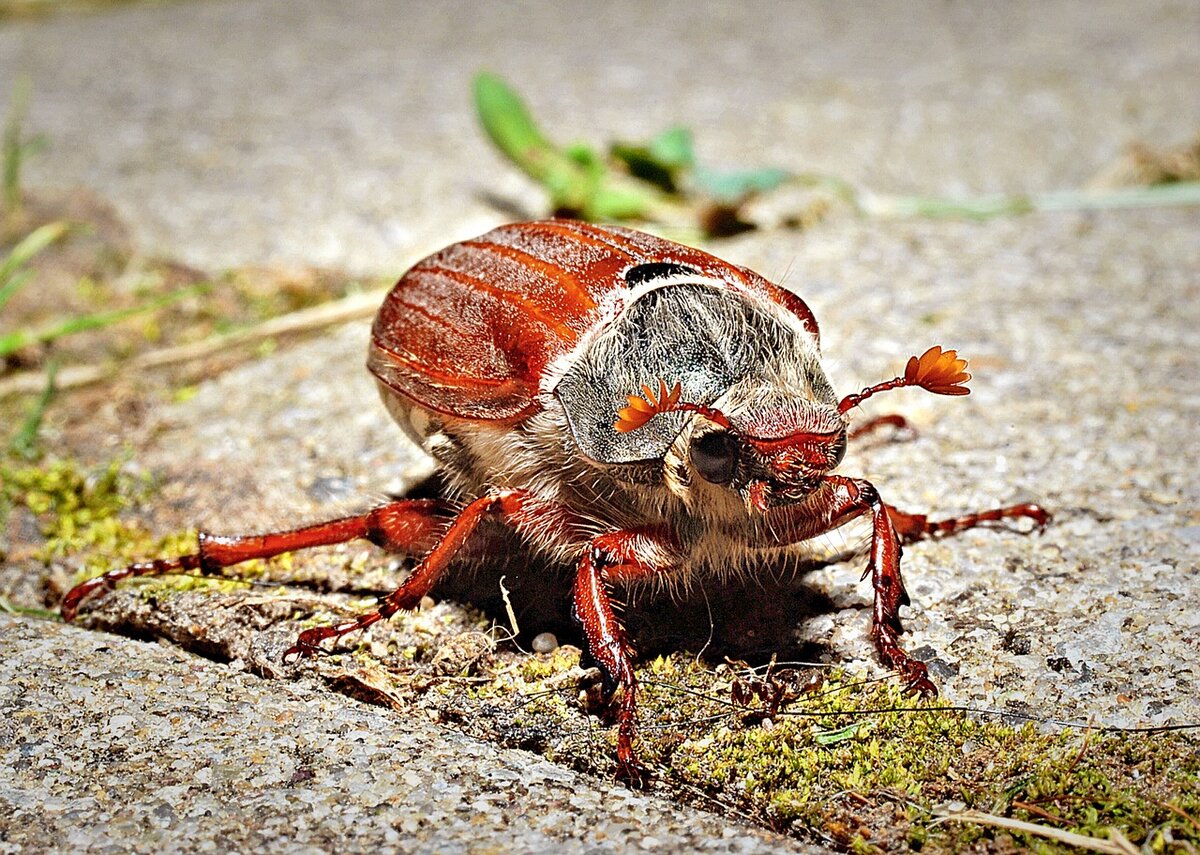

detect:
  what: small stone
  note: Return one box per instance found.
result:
[418,596,436,611]
[531,632,558,654]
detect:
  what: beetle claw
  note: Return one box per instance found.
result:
[900,662,938,698]
[282,640,324,663]
[616,755,652,789]
[283,624,348,662]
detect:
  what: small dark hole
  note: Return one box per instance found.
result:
[623,262,699,286]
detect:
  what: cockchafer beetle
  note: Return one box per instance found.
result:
[63,219,1047,784]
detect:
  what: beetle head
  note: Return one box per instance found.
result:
[689,423,850,514]
[615,345,971,515]
[617,376,848,514]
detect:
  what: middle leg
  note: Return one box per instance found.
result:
[285,489,583,658]
[572,527,681,786]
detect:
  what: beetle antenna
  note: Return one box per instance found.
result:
[614,379,733,433]
[838,345,971,414]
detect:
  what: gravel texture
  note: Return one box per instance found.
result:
[0,616,814,854]
[1,0,1198,852]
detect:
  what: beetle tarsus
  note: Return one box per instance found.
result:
[284,617,382,663]
[885,502,1051,544]
[616,752,651,789]
[61,554,203,622]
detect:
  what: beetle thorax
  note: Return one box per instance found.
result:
[375,274,845,576]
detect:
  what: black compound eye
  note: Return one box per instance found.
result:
[690,431,739,484]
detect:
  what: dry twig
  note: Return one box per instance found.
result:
[0,288,385,398]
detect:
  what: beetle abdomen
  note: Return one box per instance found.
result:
[369,221,616,422]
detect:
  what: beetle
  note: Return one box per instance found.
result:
[62,219,1047,784]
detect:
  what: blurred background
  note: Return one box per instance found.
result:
[2,0,1197,271]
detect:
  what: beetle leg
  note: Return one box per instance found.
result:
[845,479,938,696]
[572,528,680,787]
[848,414,913,442]
[60,499,455,621]
[765,477,935,695]
[885,502,1050,544]
[283,489,582,659]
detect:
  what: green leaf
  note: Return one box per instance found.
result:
[471,71,673,222]
[472,71,557,179]
[587,185,667,221]
[611,126,696,193]
[646,126,695,170]
[473,71,600,212]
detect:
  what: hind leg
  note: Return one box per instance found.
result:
[284,489,586,658]
[60,498,455,621]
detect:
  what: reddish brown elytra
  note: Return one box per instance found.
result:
[62,220,1048,785]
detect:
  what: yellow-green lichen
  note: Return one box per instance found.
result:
[1,456,148,555]
[645,658,1199,852]
[0,454,261,605]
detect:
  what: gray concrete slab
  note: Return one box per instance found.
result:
[1,615,816,854]
[1,0,1198,851]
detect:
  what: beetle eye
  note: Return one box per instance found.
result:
[690,431,739,484]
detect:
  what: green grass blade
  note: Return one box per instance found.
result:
[8,356,57,459]
[1030,180,1200,211]
[0,220,69,311]
[0,268,32,314]
[3,76,31,211]
[814,722,862,745]
[0,284,201,358]
[0,597,61,621]
[866,181,1200,219]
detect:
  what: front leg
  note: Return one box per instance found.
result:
[766,476,935,694]
[572,527,681,786]
[885,501,1049,544]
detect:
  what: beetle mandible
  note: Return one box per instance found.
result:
[62,219,1048,784]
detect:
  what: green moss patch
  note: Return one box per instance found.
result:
[399,645,1200,853]
[0,455,240,601]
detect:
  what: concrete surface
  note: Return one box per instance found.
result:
[1,616,814,854]
[1,0,1198,852]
